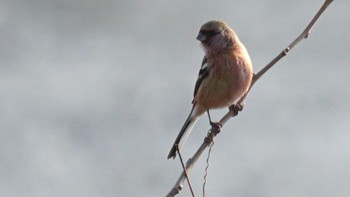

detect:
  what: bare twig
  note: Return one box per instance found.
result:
[166,1,333,196]
[252,0,333,86]
[177,147,196,197]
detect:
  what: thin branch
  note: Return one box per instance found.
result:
[166,0,333,196]
[252,0,333,86]
[177,147,196,197]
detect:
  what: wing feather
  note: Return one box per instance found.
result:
[193,57,209,98]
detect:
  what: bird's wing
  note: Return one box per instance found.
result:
[193,56,209,98]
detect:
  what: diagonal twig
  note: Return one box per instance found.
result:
[176,147,196,197]
[166,0,333,196]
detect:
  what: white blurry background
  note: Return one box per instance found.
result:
[1,0,349,196]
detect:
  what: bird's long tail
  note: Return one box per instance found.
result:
[167,106,200,159]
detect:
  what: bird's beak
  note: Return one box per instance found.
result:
[196,32,207,42]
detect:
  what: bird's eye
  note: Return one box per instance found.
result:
[200,30,219,37]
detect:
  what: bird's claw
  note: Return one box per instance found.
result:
[229,104,244,116]
[205,122,222,144]
[210,121,222,134]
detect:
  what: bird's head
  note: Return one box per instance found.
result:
[197,20,238,54]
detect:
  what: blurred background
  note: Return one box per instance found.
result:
[1,0,349,196]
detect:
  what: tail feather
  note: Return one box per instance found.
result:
[167,108,200,159]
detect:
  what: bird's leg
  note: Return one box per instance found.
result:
[229,103,244,116]
[206,109,222,134]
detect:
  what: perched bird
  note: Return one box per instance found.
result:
[168,20,253,159]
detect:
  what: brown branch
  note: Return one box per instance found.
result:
[166,0,333,196]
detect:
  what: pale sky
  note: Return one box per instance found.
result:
[1,0,349,196]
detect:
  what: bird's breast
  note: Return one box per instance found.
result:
[194,51,252,109]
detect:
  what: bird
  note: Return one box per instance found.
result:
[167,20,253,159]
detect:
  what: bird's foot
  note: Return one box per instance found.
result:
[210,121,222,135]
[204,122,222,144]
[229,103,244,116]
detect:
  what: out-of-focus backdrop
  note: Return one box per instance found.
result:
[1,0,349,196]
